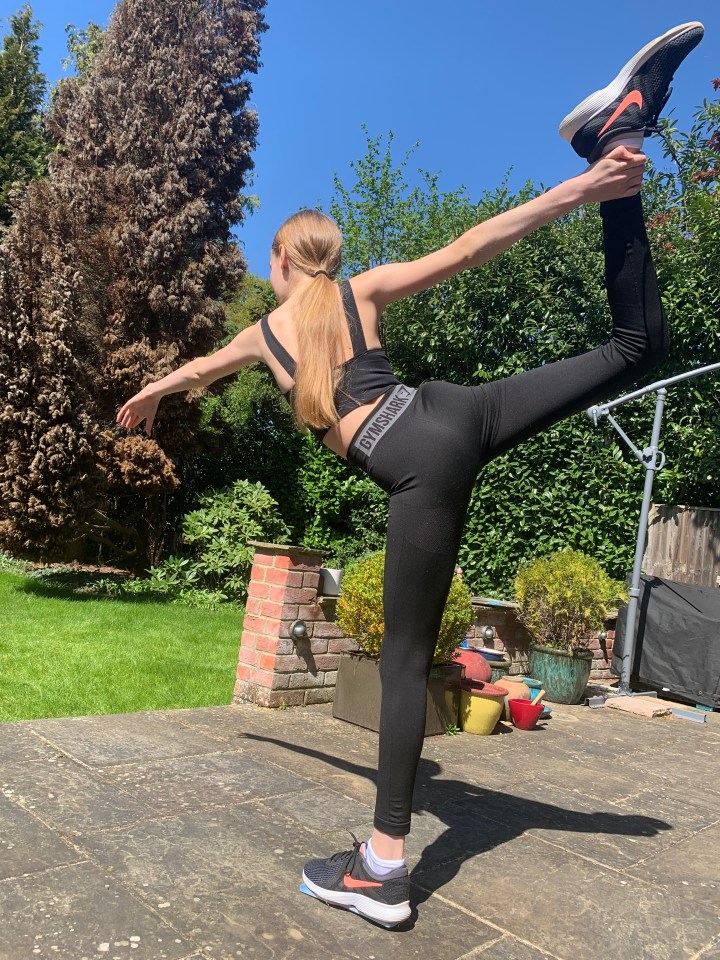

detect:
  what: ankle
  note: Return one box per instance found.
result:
[601,131,645,156]
[368,829,405,861]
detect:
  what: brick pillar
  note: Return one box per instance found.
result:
[587,617,616,681]
[234,541,358,708]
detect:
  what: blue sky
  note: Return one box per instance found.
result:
[6,0,719,277]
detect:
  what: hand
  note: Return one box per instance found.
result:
[576,146,647,204]
[116,389,161,436]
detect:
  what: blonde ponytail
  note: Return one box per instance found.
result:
[272,211,345,431]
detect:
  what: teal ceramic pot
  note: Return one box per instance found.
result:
[528,644,593,704]
[489,660,512,683]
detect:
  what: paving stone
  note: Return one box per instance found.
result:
[218,727,380,800]
[0,724,64,763]
[408,782,676,873]
[412,833,720,960]
[2,703,719,959]
[102,751,314,816]
[0,794,83,880]
[624,821,720,911]
[692,939,720,960]
[0,861,195,960]
[69,805,356,959]
[257,785,373,828]
[1,756,161,832]
[605,696,672,718]
[465,937,556,960]
[20,712,231,767]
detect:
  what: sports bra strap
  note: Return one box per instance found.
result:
[260,314,296,378]
[340,280,368,355]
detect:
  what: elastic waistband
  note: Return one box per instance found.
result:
[348,383,417,470]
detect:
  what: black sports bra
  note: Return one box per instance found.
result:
[260,280,400,441]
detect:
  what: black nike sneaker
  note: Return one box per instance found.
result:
[560,22,704,162]
[300,834,411,928]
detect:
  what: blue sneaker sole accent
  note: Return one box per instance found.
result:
[299,882,406,929]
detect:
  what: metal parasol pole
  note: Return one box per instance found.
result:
[587,361,720,695]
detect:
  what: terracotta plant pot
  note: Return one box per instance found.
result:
[493,678,531,721]
[453,648,492,683]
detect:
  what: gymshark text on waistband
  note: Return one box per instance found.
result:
[354,384,417,455]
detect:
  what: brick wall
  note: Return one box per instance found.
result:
[468,599,616,682]
[234,554,617,709]
[233,542,358,708]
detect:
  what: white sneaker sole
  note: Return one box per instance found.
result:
[301,874,411,926]
[559,22,704,142]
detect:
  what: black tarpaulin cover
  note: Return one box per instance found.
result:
[613,575,720,708]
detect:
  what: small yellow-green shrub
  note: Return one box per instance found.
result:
[336,550,473,662]
[514,549,626,651]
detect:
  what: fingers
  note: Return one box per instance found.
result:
[604,145,647,165]
[116,404,149,433]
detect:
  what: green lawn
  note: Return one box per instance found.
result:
[0,570,244,722]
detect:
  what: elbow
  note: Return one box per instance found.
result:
[189,358,210,388]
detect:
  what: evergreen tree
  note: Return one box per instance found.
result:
[0,0,266,569]
[0,5,52,226]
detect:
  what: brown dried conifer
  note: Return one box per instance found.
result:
[0,0,266,568]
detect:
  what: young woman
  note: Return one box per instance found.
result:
[118,23,703,928]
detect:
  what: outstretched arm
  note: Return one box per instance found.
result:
[116,322,263,435]
[352,146,646,310]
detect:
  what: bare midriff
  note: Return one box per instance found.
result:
[322,392,388,460]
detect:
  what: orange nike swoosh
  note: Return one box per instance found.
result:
[344,873,383,889]
[598,90,643,137]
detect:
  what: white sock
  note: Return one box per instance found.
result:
[364,838,406,875]
[602,132,645,156]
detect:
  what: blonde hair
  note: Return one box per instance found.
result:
[272,210,344,431]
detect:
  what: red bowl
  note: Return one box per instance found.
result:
[509,698,544,730]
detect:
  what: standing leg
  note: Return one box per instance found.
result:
[373,483,472,838]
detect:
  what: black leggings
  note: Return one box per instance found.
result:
[346,195,669,837]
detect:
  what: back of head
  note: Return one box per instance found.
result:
[272,211,344,431]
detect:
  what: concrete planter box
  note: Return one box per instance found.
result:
[332,652,462,736]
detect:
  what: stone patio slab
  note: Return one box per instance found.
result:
[101,750,316,816]
[412,831,720,960]
[1,756,163,832]
[1,702,719,960]
[0,724,65,763]
[20,712,233,767]
[0,795,83,880]
[0,861,196,960]
[623,820,720,911]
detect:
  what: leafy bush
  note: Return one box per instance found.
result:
[99,480,289,608]
[514,549,626,651]
[336,550,474,662]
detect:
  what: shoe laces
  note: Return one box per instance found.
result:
[326,831,363,870]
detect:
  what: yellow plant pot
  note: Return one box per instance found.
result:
[459,686,505,735]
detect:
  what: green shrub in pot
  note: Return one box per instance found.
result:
[514,549,627,704]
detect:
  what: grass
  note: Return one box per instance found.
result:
[0,570,244,722]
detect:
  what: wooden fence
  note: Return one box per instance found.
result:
[644,504,720,588]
